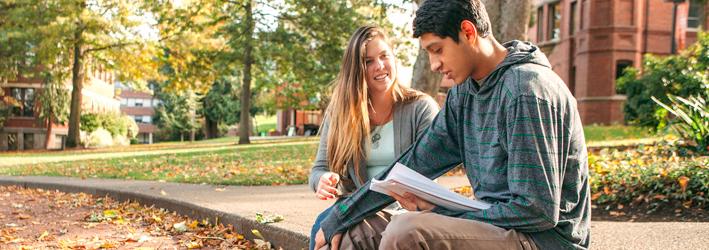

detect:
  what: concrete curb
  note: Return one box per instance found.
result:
[0,178,309,250]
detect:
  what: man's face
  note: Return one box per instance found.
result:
[420,32,476,84]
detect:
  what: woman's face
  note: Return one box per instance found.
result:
[364,37,397,94]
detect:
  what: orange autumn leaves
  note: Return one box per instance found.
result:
[589,141,708,208]
[0,186,265,249]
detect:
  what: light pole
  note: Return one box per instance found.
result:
[667,0,687,54]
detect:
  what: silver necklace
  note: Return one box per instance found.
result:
[371,125,383,149]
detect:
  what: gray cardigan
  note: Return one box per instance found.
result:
[308,95,440,193]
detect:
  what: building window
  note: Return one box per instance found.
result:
[10,88,35,117]
[688,0,704,29]
[570,1,578,35]
[547,2,561,41]
[135,101,143,107]
[616,60,633,80]
[537,6,544,42]
[569,66,576,96]
[23,133,34,150]
[134,116,143,124]
[7,133,18,150]
[580,0,585,30]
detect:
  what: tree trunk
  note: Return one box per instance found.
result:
[190,107,196,142]
[482,0,532,43]
[238,0,254,145]
[205,118,219,139]
[411,47,442,97]
[44,113,53,149]
[411,0,443,97]
[66,30,84,148]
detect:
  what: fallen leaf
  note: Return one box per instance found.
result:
[173,221,188,233]
[37,231,49,241]
[103,209,119,219]
[678,176,689,193]
[160,190,168,196]
[251,229,264,239]
[99,241,117,249]
[185,240,203,249]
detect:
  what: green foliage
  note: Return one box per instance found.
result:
[653,95,709,153]
[36,76,70,127]
[154,86,202,141]
[617,32,709,128]
[201,78,241,126]
[590,141,709,210]
[123,116,139,139]
[80,112,137,138]
[0,88,17,127]
[80,113,101,133]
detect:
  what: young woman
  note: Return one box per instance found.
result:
[308,25,439,249]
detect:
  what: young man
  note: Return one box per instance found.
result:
[314,0,590,249]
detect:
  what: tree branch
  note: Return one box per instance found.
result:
[85,41,139,53]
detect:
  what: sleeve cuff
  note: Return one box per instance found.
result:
[320,205,345,243]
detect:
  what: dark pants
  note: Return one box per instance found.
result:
[310,206,333,250]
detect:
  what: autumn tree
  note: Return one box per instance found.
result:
[1,0,160,148]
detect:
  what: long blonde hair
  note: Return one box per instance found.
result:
[326,25,423,183]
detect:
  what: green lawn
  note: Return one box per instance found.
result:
[583,125,657,142]
[1,125,664,186]
[0,141,319,186]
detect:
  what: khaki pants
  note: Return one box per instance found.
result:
[320,211,537,250]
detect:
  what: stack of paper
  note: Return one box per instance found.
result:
[371,163,491,212]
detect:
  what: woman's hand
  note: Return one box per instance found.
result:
[316,172,341,200]
[314,228,342,250]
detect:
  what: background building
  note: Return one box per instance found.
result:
[529,0,707,124]
[1,64,119,150]
[117,83,159,144]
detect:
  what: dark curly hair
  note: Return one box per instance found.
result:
[413,0,491,43]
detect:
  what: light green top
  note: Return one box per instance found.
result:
[366,120,395,179]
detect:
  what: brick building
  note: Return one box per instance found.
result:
[1,65,119,150]
[117,84,159,144]
[530,0,707,124]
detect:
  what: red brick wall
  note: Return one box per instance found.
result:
[530,0,707,125]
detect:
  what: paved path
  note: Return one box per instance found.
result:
[0,175,706,250]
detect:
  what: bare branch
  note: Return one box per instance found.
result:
[85,41,139,53]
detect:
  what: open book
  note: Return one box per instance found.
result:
[371,163,491,212]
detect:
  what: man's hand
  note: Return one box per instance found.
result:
[316,172,341,200]
[314,228,342,250]
[389,192,435,211]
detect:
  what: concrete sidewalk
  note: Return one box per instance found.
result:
[0,176,707,250]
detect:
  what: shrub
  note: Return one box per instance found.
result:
[653,95,709,153]
[120,115,139,139]
[590,141,709,210]
[80,113,101,133]
[83,128,114,148]
[617,31,708,128]
[97,113,123,137]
